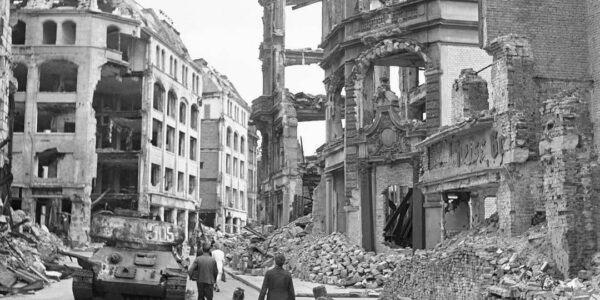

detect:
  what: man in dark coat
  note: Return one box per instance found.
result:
[258,253,295,300]
[188,242,218,300]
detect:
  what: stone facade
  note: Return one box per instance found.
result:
[0,0,15,216]
[9,0,203,246]
[199,59,253,233]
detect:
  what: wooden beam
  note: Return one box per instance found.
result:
[287,0,321,9]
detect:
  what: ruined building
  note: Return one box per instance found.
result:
[251,0,326,228]
[199,59,258,233]
[0,0,15,215]
[9,0,204,247]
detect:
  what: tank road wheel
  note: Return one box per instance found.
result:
[72,268,94,300]
[165,276,187,300]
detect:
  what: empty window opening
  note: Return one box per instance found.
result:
[164,168,174,191]
[190,137,197,160]
[226,127,232,147]
[151,119,163,147]
[178,131,185,156]
[166,126,175,152]
[153,83,165,111]
[12,21,26,45]
[226,154,231,174]
[155,46,160,68]
[233,188,238,208]
[14,63,27,92]
[240,161,245,179]
[167,90,177,119]
[61,21,76,45]
[164,208,173,223]
[161,50,166,71]
[14,102,25,132]
[191,105,199,129]
[173,60,178,80]
[39,60,78,92]
[37,148,62,178]
[179,102,186,124]
[42,21,57,45]
[106,26,120,50]
[233,158,238,177]
[169,56,173,76]
[240,136,245,154]
[97,0,116,13]
[37,103,76,133]
[177,172,184,193]
[151,164,160,187]
[188,175,197,195]
[93,64,143,151]
[234,132,239,151]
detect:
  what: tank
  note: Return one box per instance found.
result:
[72,211,188,300]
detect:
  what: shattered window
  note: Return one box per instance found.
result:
[12,20,26,45]
[37,103,76,133]
[167,90,177,118]
[166,126,175,152]
[190,137,197,160]
[188,175,197,195]
[39,60,78,92]
[42,21,57,45]
[37,148,62,178]
[153,83,165,111]
[178,131,185,156]
[151,164,160,187]
[14,102,25,133]
[164,168,174,191]
[14,63,27,92]
[177,171,184,193]
[191,105,199,129]
[61,21,76,45]
[151,119,162,147]
[179,102,186,124]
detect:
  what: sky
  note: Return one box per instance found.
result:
[138,0,326,155]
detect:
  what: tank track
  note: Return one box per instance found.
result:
[164,276,187,300]
[72,268,94,300]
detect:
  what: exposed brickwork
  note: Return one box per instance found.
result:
[450,68,489,124]
[540,85,600,277]
[481,0,589,81]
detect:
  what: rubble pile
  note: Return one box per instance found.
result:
[285,232,408,289]
[0,210,69,296]
[380,213,600,299]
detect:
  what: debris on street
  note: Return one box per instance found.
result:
[0,210,70,297]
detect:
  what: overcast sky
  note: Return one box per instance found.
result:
[138,0,326,155]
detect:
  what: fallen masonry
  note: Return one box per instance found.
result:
[0,210,70,296]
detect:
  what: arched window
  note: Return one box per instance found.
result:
[167,90,177,118]
[39,60,77,92]
[240,136,245,154]
[191,104,199,130]
[106,26,120,50]
[14,63,28,92]
[61,21,76,45]
[42,21,57,44]
[169,56,173,76]
[226,127,232,147]
[12,21,26,45]
[161,50,165,70]
[153,82,165,112]
[179,101,187,124]
[234,132,239,151]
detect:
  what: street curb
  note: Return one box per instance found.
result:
[224,269,380,298]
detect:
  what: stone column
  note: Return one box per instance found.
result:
[171,209,178,226]
[325,174,333,234]
[158,206,165,222]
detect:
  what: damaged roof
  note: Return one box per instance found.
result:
[196,58,250,111]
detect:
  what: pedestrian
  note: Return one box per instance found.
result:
[188,242,218,300]
[211,242,225,292]
[258,253,295,300]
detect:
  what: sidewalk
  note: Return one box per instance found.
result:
[224,267,381,298]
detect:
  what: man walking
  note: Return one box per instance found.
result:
[258,253,295,300]
[188,242,218,300]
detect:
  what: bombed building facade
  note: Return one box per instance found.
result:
[251,0,600,279]
[0,0,15,215]
[9,0,204,247]
[199,59,256,233]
